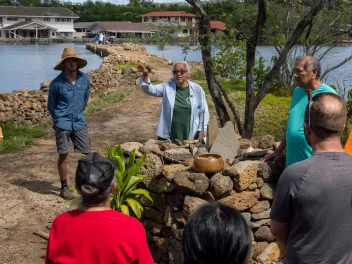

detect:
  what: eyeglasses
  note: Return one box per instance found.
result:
[172,70,188,75]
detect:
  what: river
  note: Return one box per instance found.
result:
[0,43,351,93]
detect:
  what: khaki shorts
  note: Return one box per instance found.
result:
[54,126,91,155]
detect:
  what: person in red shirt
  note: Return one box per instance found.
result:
[45,152,154,264]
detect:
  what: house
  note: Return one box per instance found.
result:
[74,22,94,38]
[140,11,197,38]
[0,6,78,39]
[210,20,226,33]
[88,21,159,39]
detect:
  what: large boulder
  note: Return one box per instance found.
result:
[209,173,233,199]
[174,172,209,196]
[210,121,242,158]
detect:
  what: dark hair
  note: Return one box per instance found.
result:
[182,202,251,264]
[305,93,347,139]
[81,183,113,206]
[296,56,321,79]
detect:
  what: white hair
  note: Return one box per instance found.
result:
[172,61,190,72]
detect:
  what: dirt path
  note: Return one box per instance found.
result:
[0,49,172,264]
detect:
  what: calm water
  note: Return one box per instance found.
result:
[1,43,351,93]
[0,43,102,93]
[144,44,352,90]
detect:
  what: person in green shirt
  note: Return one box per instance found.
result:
[262,56,338,167]
[138,61,209,142]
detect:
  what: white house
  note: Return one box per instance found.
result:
[140,11,197,38]
[0,6,79,39]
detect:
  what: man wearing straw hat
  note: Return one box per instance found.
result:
[48,48,91,200]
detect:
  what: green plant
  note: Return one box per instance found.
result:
[85,92,126,114]
[107,144,152,218]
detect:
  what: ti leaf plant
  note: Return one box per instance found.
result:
[107,144,153,219]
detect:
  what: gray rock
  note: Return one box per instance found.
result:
[149,243,162,263]
[207,116,219,150]
[145,207,164,224]
[143,220,163,235]
[254,226,275,242]
[248,219,271,229]
[153,236,170,254]
[121,142,143,157]
[252,209,271,220]
[162,164,187,181]
[251,135,275,149]
[169,238,183,264]
[140,153,163,191]
[260,183,276,200]
[164,148,193,161]
[121,67,134,75]
[140,192,166,211]
[247,182,258,191]
[256,177,265,188]
[241,212,251,223]
[257,161,283,182]
[160,142,179,151]
[210,121,242,158]
[183,196,207,218]
[250,200,270,214]
[40,80,51,89]
[174,172,209,196]
[167,191,185,211]
[209,173,233,199]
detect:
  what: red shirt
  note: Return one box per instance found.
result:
[45,209,154,264]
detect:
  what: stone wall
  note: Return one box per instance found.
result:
[120,136,285,264]
[0,85,51,125]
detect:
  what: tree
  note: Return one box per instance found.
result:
[186,0,339,138]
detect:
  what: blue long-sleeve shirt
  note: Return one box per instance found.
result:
[139,77,210,140]
[47,70,90,131]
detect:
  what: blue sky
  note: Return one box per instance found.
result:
[65,0,184,4]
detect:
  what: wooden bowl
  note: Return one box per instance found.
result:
[193,154,224,174]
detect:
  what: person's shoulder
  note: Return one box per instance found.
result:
[189,80,205,92]
[280,158,311,182]
[50,73,64,86]
[52,209,80,224]
[292,86,305,96]
[79,71,90,80]
[317,83,338,95]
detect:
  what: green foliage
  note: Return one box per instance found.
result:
[85,92,126,114]
[113,62,140,70]
[107,144,152,219]
[190,68,206,81]
[0,123,48,154]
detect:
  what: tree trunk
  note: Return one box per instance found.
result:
[242,0,267,138]
[186,0,230,126]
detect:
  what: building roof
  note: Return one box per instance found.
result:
[89,22,159,33]
[140,11,196,18]
[74,22,94,29]
[210,20,226,31]
[1,21,58,30]
[0,6,79,18]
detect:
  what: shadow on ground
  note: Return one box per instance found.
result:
[10,179,59,196]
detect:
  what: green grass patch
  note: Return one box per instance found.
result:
[201,79,290,140]
[85,92,126,114]
[113,62,139,70]
[0,123,48,154]
[190,68,206,80]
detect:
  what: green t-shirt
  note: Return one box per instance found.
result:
[171,86,192,141]
[286,83,338,167]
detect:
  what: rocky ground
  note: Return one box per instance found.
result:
[0,46,171,264]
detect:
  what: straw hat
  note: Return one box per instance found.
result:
[54,48,87,71]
